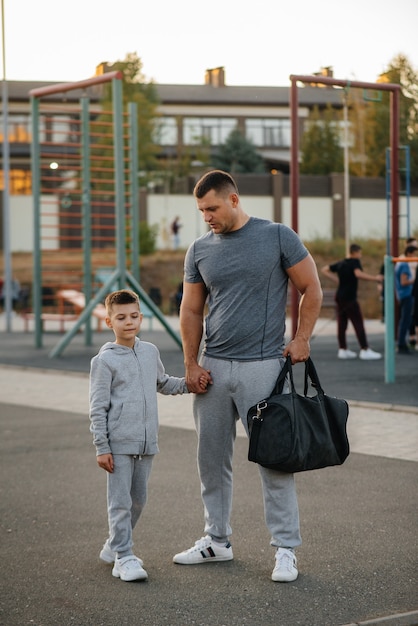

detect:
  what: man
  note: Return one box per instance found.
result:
[404,238,418,348]
[173,170,322,582]
[395,244,417,354]
[321,244,383,360]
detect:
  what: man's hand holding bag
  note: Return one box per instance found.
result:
[247,356,349,473]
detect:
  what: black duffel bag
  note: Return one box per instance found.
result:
[247,356,349,473]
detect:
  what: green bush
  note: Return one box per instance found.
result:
[139,221,158,255]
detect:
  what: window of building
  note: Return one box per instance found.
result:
[39,115,75,143]
[245,118,291,147]
[154,116,178,146]
[0,114,32,143]
[0,169,32,195]
[183,117,237,145]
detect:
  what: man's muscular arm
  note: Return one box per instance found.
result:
[180,281,212,393]
[284,254,323,363]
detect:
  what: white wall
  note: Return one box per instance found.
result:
[9,193,418,253]
[282,197,332,241]
[10,195,60,252]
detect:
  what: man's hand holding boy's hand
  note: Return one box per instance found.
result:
[97,453,114,473]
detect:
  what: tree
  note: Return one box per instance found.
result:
[348,54,418,181]
[300,105,343,175]
[211,129,265,173]
[91,52,160,188]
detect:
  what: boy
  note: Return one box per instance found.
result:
[89,289,194,582]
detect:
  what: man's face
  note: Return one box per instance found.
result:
[196,189,240,234]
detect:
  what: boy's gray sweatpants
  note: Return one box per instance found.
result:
[107,454,153,558]
[194,355,301,549]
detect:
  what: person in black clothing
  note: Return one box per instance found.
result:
[413,264,418,350]
[321,244,383,360]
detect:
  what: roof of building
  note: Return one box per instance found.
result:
[7,79,344,108]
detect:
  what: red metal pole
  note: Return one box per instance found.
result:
[288,73,401,337]
[391,89,400,257]
[289,74,400,94]
[29,71,123,98]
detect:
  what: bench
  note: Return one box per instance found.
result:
[56,289,107,330]
[22,312,79,333]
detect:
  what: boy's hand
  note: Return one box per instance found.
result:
[198,370,212,391]
[97,453,114,473]
[186,364,213,394]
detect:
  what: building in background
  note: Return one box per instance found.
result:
[1,66,343,196]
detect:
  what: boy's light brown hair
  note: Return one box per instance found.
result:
[104,289,140,315]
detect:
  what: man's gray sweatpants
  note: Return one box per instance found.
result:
[194,355,301,549]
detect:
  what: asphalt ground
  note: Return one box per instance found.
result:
[0,315,417,625]
[0,314,417,407]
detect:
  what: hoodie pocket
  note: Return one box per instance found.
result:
[109,402,145,442]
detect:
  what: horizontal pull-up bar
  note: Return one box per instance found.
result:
[289,74,401,92]
[29,71,123,98]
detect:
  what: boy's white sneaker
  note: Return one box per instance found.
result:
[99,541,116,564]
[99,541,144,567]
[338,349,357,359]
[271,548,298,582]
[359,348,382,360]
[173,535,233,564]
[112,555,148,581]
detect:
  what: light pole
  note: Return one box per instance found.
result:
[343,90,350,257]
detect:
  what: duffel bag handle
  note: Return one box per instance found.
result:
[273,355,295,395]
[304,357,325,396]
[274,356,325,398]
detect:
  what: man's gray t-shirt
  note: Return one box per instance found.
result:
[184,217,308,360]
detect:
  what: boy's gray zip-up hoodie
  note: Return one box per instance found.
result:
[89,337,188,457]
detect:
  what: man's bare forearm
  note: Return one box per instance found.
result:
[295,286,323,341]
[180,309,204,367]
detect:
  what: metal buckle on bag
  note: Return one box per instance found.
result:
[252,401,267,420]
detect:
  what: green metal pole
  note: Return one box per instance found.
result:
[48,271,121,358]
[81,96,92,345]
[128,102,139,283]
[126,272,182,350]
[384,255,395,383]
[30,95,42,347]
[112,77,126,288]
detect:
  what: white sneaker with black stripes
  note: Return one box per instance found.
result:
[173,535,233,564]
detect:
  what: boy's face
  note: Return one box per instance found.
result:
[105,302,143,347]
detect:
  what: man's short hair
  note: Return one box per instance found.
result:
[193,170,239,199]
[105,289,140,315]
[349,243,362,254]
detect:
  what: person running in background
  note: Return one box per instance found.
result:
[321,244,383,360]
